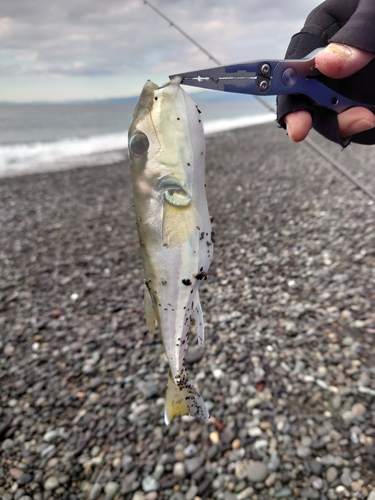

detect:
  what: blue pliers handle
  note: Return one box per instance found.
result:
[170,51,375,114]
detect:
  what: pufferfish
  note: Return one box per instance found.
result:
[128,77,214,424]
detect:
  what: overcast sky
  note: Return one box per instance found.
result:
[0,0,323,102]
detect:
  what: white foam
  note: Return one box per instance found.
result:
[204,112,275,135]
[0,132,129,177]
[0,113,276,178]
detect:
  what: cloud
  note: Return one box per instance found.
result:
[0,0,323,98]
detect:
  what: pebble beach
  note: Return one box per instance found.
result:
[1,122,375,500]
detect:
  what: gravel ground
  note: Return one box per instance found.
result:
[1,122,375,500]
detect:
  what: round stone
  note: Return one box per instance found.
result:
[326,466,338,483]
[173,462,186,479]
[183,444,197,458]
[351,403,366,418]
[44,477,59,491]
[141,475,159,493]
[247,461,268,482]
[104,482,120,499]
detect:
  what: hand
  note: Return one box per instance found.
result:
[285,43,375,142]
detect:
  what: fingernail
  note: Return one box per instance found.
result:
[342,119,375,138]
[324,43,353,58]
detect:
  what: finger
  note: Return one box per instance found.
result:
[284,110,312,142]
[337,107,375,138]
[315,43,375,79]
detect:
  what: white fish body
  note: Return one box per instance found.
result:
[128,78,213,423]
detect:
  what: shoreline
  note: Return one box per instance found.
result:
[0,117,275,180]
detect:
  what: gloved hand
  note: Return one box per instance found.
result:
[277,0,375,146]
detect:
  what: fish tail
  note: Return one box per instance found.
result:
[164,370,209,424]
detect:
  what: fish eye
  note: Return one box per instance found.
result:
[129,131,149,158]
[164,186,191,207]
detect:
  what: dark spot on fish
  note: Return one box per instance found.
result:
[200,231,205,240]
[210,216,214,223]
[195,271,208,280]
[206,241,212,246]
[161,281,167,286]
[187,162,191,166]
[177,117,180,120]
[182,279,192,286]
[199,119,201,123]
[196,226,200,230]
[211,230,216,243]
[163,243,168,247]
[154,96,158,100]
[200,151,204,155]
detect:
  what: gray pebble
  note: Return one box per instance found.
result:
[247,461,268,482]
[138,381,159,399]
[89,483,102,500]
[274,487,293,498]
[141,475,159,493]
[237,487,255,500]
[268,453,281,472]
[170,493,185,500]
[351,403,366,418]
[153,464,164,480]
[2,438,15,451]
[326,467,338,483]
[43,430,60,442]
[184,444,197,458]
[17,473,33,486]
[297,446,312,459]
[340,468,352,488]
[184,457,204,475]
[310,459,323,476]
[312,477,324,490]
[185,485,198,500]
[44,477,59,491]
[104,481,120,499]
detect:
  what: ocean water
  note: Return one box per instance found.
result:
[0,92,275,178]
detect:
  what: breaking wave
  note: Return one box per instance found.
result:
[0,113,275,178]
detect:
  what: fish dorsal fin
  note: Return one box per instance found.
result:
[191,291,204,346]
[144,284,157,333]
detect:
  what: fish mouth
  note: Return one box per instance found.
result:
[158,76,182,90]
[158,178,191,207]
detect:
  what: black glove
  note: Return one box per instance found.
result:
[277,0,375,146]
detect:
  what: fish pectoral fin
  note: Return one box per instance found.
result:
[191,292,205,346]
[164,371,209,424]
[144,284,157,333]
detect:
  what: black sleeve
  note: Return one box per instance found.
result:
[277,0,375,147]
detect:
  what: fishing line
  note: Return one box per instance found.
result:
[143,0,375,202]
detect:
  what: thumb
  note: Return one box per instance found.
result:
[315,43,375,79]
